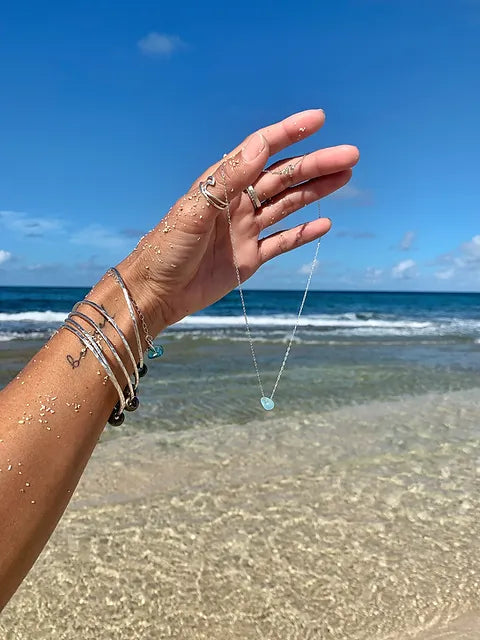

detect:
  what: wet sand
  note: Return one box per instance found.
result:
[1,388,480,639]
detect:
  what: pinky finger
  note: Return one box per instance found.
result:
[258,218,332,264]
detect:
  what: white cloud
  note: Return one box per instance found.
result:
[432,235,480,282]
[70,224,130,250]
[75,255,109,273]
[460,234,480,261]
[392,259,416,279]
[365,266,383,282]
[298,259,319,275]
[0,209,138,258]
[0,210,63,237]
[26,262,62,272]
[335,229,376,239]
[399,230,415,251]
[0,249,12,265]
[138,32,186,56]
[329,184,373,205]
[435,268,455,280]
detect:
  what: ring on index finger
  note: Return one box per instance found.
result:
[199,176,228,210]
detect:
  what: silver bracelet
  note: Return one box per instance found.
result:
[109,267,164,368]
[63,319,127,425]
[73,299,141,389]
[108,268,144,370]
[69,309,137,408]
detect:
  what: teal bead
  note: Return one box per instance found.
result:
[260,396,275,411]
[147,344,164,359]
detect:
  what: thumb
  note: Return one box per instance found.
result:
[198,133,269,210]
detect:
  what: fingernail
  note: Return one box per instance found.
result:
[243,133,266,162]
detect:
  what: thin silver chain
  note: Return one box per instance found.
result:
[109,267,156,354]
[130,296,156,352]
[270,236,320,399]
[221,159,320,402]
[221,165,266,398]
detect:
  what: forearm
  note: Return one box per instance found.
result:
[0,260,159,609]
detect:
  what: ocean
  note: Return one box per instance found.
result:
[2,287,480,344]
[1,286,480,432]
[2,285,480,638]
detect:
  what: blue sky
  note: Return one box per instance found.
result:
[0,0,478,291]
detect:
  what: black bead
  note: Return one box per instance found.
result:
[138,363,148,378]
[125,396,140,411]
[108,411,125,427]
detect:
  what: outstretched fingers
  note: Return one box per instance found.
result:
[258,218,332,264]
[196,110,326,187]
[254,145,359,201]
[257,169,352,231]
[242,109,326,158]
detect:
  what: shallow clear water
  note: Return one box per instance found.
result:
[2,288,480,638]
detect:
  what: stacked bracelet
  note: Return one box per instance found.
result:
[109,267,164,363]
[63,318,129,425]
[62,268,164,427]
[109,267,146,373]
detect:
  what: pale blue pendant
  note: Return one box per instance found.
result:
[147,344,164,359]
[260,396,275,411]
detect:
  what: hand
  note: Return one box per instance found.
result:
[120,110,359,334]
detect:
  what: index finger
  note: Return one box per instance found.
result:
[195,109,326,185]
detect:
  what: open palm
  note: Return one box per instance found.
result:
[122,110,359,333]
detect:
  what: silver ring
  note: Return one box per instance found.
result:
[245,185,262,211]
[199,175,227,210]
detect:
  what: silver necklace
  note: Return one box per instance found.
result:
[221,162,321,411]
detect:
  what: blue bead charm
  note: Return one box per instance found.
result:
[260,396,275,411]
[147,344,164,359]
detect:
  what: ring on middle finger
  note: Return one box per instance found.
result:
[244,185,262,211]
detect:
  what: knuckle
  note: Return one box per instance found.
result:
[277,232,289,254]
[222,154,242,183]
[295,223,307,246]
[210,156,243,201]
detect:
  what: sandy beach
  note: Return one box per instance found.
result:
[1,0,479,633]
[2,387,480,639]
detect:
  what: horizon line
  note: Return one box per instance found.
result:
[0,284,479,295]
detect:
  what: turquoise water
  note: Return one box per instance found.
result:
[1,287,479,432]
[2,290,480,639]
[1,286,479,342]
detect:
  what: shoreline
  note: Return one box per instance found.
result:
[2,387,480,639]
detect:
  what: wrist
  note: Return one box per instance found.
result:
[113,258,168,343]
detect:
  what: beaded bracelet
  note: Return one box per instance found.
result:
[63,269,164,428]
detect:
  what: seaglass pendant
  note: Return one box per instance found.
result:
[260,396,275,411]
[147,344,164,359]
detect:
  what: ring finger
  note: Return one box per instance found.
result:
[251,145,359,205]
[256,169,352,232]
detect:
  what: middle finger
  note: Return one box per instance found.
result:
[252,144,360,204]
[256,169,353,232]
